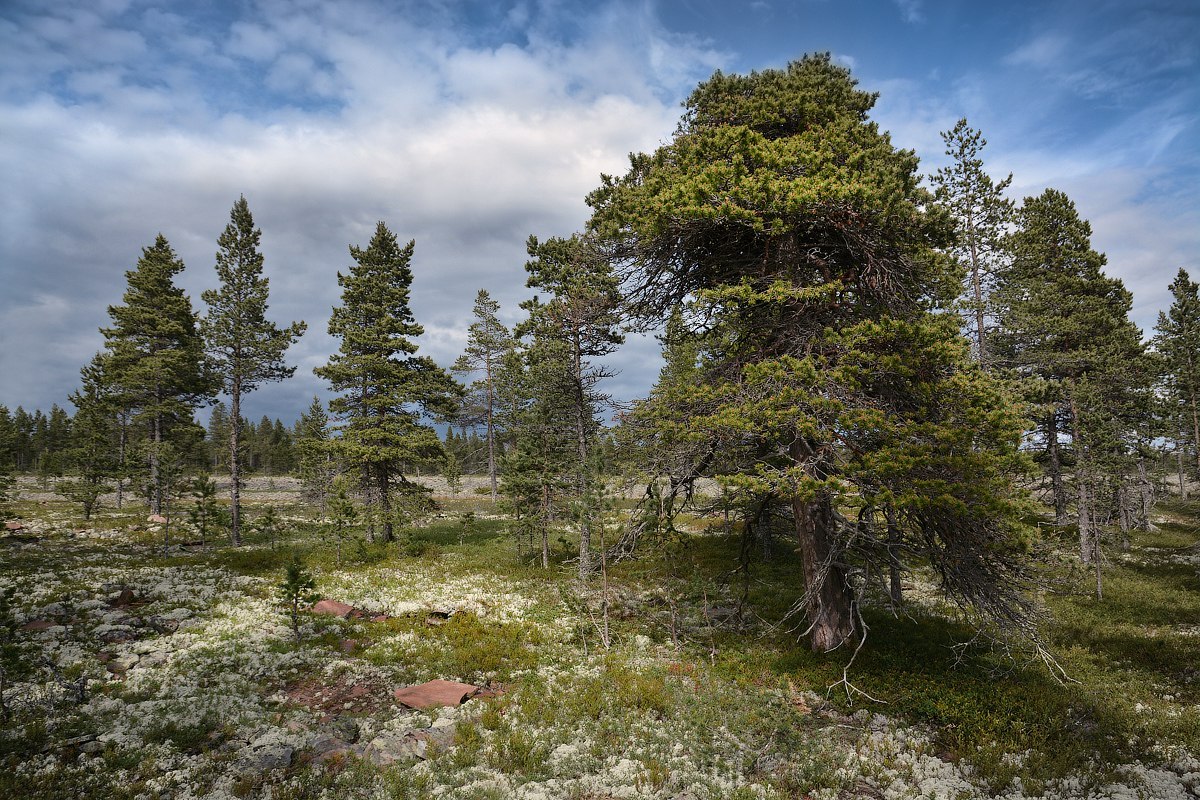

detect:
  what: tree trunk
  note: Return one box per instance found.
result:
[379,468,393,542]
[485,357,498,502]
[1137,457,1152,533]
[1069,393,1094,568]
[1191,389,1200,479]
[229,383,242,546]
[885,504,903,607]
[150,411,162,516]
[1178,442,1189,500]
[116,412,127,509]
[790,437,853,652]
[541,485,550,569]
[966,211,987,363]
[572,335,592,579]
[1047,409,1067,524]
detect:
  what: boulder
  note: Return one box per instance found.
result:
[146,514,168,524]
[4,521,25,532]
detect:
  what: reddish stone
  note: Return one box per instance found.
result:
[393,679,480,710]
[4,521,24,532]
[311,599,355,618]
[20,619,55,631]
[369,614,391,623]
[146,514,168,524]
[110,588,137,608]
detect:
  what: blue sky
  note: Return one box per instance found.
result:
[1,0,1197,423]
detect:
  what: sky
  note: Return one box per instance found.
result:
[1,0,1197,425]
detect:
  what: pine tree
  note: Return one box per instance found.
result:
[314,222,460,541]
[202,196,306,545]
[588,55,1033,653]
[452,290,514,501]
[929,119,1013,363]
[522,234,623,578]
[1154,268,1200,482]
[102,235,213,514]
[993,189,1148,584]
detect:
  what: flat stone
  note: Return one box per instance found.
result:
[21,619,56,632]
[4,521,25,532]
[365,730,425,765]
[109,588,137,608]
[393,679,480,710]
[146,514,168,524]
[310,599,355,618]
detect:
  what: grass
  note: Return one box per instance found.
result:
[2,486,1199,798]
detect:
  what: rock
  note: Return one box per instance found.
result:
[338,638,361,653]
[106,654,140,673]
[160,607,192,621]
[109,588,137,608]
[4,521,25,532]
[331,716,360,743]
[79,740,105,755]
[310,599,355,618]
[393,679,480,710]
[20,619,56,632]
[146,514,168,524]
[364,730,425,766]
[238,734,295,773]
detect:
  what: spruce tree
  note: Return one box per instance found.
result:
[588,55,1033,652]
[522,234,623,578]
[295,397,334,512]
[202,196,306,545]
[314,222,459,541]
[1154,268,1200,481]
[993,189,1148,581]
[929,119,1013,363]
[452,289,514,501]
[102,235,213,514]
[57,354,118,519]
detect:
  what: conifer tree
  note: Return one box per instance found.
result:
[522,233,623,578]
[452,290,514,501]
[314,222,459,541]
[1154,268,1200,481]
[57,354,118,519]
[295,397,334,512]
[929,119,1013,363]
[588,55,1033,653]
[993,189,1148,581]
[202,196,306,545]
[102,235,213,514]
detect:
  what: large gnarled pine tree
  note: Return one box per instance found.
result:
[589,55,1033,653]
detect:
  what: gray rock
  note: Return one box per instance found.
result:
[106,654,140,673]
[364,730,425,766]
[331,716,360,743]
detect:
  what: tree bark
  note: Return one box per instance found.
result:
[229,382,242,546]
[1047,409,1067,524]
[885,504,903,607]
[485,355,498,502]
[793,493,854,652]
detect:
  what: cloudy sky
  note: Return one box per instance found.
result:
[1,0,1197,424]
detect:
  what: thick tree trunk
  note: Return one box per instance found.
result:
[793,494,853,652]
[541,486,550,569]
[1047,410,1067,524]
[229,383,242,546]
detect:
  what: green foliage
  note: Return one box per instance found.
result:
[278,554,320,641]
[325,477,359,564]
[314,222,460,541]
[589,53,1033,651]
[186,474,225,544]
[100,234,214,514]
[928,117,1013,362]
[202,195,306,545]
[0,586,34,722]
[452,289,515,501]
